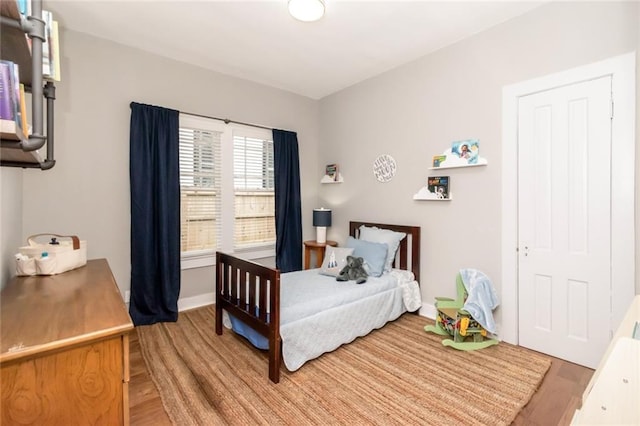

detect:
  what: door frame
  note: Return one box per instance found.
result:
[501,52,636,345]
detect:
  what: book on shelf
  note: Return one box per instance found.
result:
[11,62,23,132]
[50,20,61,81]
[432,155,447,167]
[41,10,53,78]
[1,60,20,121]
[0,60,28,139]
[325,163,339,181]
[17,0,28,15]
[18,83,28,136]
[0,61,13,120]
[427,176,450,199]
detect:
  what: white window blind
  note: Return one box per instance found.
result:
[233,135,275,250]
[178,114,276,267]
[179,127,222,255]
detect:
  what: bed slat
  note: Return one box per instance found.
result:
[215,251,281,382]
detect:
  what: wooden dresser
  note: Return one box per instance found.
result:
[1,258,134,425]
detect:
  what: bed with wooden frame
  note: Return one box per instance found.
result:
[215,221,421,383]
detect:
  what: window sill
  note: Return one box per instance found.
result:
[181,252,215,270]
[235,247,275,260]
[181,247,275,270]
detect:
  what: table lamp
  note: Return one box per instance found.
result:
[313,208,332,244]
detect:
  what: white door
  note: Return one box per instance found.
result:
[517,76,612,368]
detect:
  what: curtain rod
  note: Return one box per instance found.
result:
[182,110,272,131]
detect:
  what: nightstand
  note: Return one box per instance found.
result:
[304,240,338,269]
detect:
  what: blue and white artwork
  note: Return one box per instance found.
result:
[451,139,480,165]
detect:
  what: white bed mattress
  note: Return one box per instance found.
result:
[225,268,421,371]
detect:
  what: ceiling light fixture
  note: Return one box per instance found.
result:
[288,0,325,22]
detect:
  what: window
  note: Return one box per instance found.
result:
[179,114,275,269]
[233,135,275,250]
[179,126,222,255]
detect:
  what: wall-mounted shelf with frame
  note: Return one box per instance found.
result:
[413,189,453,201]
[413,175,452,201]
[321,163,343,183]
[320,173,344,184]
[429,157,487,170]
[430,139,487,171]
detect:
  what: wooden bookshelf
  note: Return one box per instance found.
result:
[0,0,56,169]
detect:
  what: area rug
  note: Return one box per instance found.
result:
[137,305,550,425]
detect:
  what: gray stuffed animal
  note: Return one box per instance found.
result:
[336,255,368,284]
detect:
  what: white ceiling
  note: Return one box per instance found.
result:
[48,1,544,99]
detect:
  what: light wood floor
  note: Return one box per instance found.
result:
[129,328,593,425]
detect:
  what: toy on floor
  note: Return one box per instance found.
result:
[424,269,499,351]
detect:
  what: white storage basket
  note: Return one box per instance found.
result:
[16,234,87,276]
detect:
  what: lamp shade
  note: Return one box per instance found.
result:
[313,208,332,227]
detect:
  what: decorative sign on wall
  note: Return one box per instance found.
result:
[373,154,397,183]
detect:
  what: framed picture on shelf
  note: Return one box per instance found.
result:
[432,155,447,167]
[427,176,450,199]
[325,163,339,181]
[451,139,479,165]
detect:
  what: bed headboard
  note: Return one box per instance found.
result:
[349,221,421,284]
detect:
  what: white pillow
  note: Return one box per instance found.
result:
[359,225,406,272]
[319,247,355,277]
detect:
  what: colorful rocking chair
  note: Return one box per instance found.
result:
[424,272,498,351]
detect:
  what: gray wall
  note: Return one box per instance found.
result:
[0,168,23,288]
[14,30,320,298]
[318,1,639,322]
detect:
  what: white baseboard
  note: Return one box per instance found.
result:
[419,302,437,320]
[178,292,215,312]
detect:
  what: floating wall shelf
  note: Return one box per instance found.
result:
[430,139,487,170]
[321,173,343,184]
[413,188,453,201]
[429,157,488,170]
